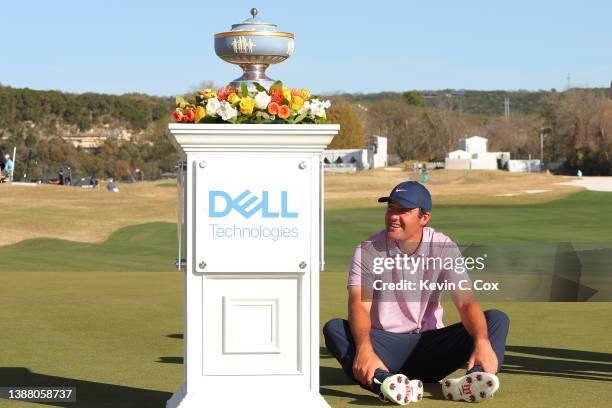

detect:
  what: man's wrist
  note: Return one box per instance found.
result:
[473,337,491,347]
[356,342,374,354]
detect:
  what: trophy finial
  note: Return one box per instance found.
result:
[250,8,258,18]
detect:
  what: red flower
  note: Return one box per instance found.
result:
[173,109,184,122]
[217,87,232,101]
[270,89,283,104]
[278,104,290,119]
[268,102,280,115]
[183,108,195,122]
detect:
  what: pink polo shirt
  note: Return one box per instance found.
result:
[348,227,468,333]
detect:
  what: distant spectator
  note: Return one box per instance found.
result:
[420,169,429,183]
[107,178,120,193]
[577,169,583,177]
[4,154,13,179]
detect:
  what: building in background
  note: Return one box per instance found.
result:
[323,135,387,173]
[445,135,515,171]
[459,135,488,155]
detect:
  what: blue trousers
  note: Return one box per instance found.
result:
[323,309,509,388]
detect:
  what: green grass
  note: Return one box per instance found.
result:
[156,182,177,188]
[1,190,611,407]
[319,272,611,408]
[0,223,177,272]
[325,191,612,271]
[0,271,608,408]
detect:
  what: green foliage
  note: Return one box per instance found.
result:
[0,85,178,181]
[333,88,609,116]
[402,91,426,107]
[0,85,173,131]
[326,104,365,149]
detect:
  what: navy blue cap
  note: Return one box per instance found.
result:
[378,181,432,212]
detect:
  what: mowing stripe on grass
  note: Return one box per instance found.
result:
[0,222,177,272]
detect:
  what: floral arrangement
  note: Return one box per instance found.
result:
[172,81,331,124]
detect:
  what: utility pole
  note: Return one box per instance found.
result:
[504,97,510,120]
[540,127,552,167]
[10,146,16,183]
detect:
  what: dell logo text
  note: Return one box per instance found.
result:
[209,190,298,219]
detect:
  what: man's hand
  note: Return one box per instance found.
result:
[353,346,389,386]
[468,339,498,374]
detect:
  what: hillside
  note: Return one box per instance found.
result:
[1,85,610,180]
[334,87,609,116]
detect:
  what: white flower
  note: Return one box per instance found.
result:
[307,98,330,118]
[218,101,238,121]
[254,91,271,110]
[298,104,309,116]
[205,97,221,117]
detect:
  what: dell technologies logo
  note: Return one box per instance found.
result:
[209,190,298,219]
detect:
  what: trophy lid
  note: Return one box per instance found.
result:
[230,8,278,32]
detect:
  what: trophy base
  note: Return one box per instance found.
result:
[230,63,275,90]
[229,78,274,91]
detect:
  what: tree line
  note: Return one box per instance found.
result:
[328,87,611,175]
[1,84,610,180]
[0,85,177,181]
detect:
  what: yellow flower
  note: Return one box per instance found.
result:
[203,88,217,100]
[227,93,241,106]
[194,106,206,123]
[239,96,255,115]
[300,89,311,101]
[282,86,292,102]
[290,96,304,111]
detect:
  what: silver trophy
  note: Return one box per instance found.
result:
[214,8,294,89]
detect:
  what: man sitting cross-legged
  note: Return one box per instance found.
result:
[323,181,509,404]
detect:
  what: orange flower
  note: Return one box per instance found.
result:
[278,104,290,119]
[183,108,195,122]
[268,102,280,115]
[173,109,184,122]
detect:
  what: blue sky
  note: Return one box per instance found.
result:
[1,0,610,96]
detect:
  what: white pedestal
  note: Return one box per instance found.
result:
[167,124,339,408]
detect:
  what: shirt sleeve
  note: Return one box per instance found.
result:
[347,244,374,288]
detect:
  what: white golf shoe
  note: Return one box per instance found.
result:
[441,372,499,402]
[377,374,424,405]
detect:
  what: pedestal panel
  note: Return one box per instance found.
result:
[203,276,301,375]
